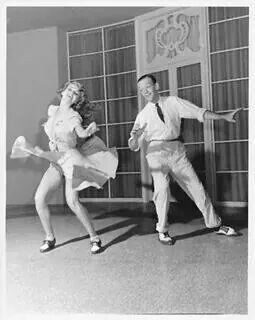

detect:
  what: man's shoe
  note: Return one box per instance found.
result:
[216,225,238,236]
[158,232,175,245]
[40,238,56,253]
[90,239,103,254]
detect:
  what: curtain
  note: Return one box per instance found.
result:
[69,22,142,198]
[209,7,249,202]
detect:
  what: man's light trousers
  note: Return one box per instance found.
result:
[146,141,222,233]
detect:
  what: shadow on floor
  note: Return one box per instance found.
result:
[52,202,247,251]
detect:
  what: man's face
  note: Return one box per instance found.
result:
[138,77,158,102]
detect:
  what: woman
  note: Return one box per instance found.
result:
[11,81,118,254]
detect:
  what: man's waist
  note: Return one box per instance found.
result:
[149,136,180,143]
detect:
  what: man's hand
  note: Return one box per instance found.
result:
[128,123,147,151]
[130,123,147,139]
[223,108,243,123]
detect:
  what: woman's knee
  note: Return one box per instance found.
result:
[66,194,80,212]
[34,190,47,210]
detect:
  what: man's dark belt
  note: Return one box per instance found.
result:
[150,137,180,143]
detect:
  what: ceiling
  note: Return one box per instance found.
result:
[7,6,161,33]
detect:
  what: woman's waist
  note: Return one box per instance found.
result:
[56,142,76,152]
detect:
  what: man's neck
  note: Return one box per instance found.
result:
[151,96,160,104]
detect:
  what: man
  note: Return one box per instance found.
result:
[128,74,241,245]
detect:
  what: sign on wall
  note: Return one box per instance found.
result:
[135,7,207,73]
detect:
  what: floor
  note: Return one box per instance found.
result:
[6,202,248,315]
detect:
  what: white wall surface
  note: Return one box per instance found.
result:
[7,27,68,205]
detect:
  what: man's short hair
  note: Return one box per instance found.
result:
[137,74,156,84]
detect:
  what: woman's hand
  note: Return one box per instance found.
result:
[75,121,100,138]
[84,122,99,137]
[49,140,57,151]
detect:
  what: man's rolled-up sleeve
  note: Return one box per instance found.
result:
[176,96,207,122]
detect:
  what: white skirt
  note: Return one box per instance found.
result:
[10,135,118,191]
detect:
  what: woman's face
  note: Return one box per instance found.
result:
[62,83,80,105]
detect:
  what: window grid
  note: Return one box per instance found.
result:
[208,15,249,26]
[67,20,141,199]
[69,51,104,58]
[69,44,136,58]
[71,70,137,82]
[101,24,111,198]
[71,75,104,81]
[184,141,204,145]
[210,46,249,55]
[211,77,248,84]
[216,170,247,173]
[177,84,202,90]
[68,18,136,34]
[214,139,248,144]
[116,172,140,175]
[209,8,248,202]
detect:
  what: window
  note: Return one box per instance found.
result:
[67,21,142,200]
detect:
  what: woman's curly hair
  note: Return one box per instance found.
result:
[57,81,95,126]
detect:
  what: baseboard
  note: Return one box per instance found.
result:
[6,204,67,219]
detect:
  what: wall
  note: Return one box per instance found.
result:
[6,27,68,205]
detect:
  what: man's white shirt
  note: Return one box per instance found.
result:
[129,96,207,150]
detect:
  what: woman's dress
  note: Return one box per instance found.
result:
[11,105,118,191]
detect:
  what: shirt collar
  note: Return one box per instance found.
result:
[148,96,163,108]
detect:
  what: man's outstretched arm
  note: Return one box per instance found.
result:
[203,108,243,122]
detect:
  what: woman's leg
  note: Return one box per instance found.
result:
[64,179,97,238]
[34,165,63,240]
[65,179,102,253]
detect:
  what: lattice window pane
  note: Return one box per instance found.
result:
[79,184,109,198]
[117,149,141,172]
[178,86,203,107]
[177,63,201,87]
[96,125,107,143]
[69,30,102,55]
[212,79,248,111]
[214,110,248,141]
[216,172,248,201]
[79,78,105,101]
[91,101,105,124]
[215,141,248,171]
[105,47,136,74]
[110,174,142,198]
[185,144,205,171]
[107,97,138,123]
[209,7,249,23]
[210,18,249,52]
[106,72,137,99]
[181,119,204,143]
[108,123,133,148]
[211,49,248,82]
[70,54,103,79]
[104,22,135,50]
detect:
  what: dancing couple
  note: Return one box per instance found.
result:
[11,76,241,254]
